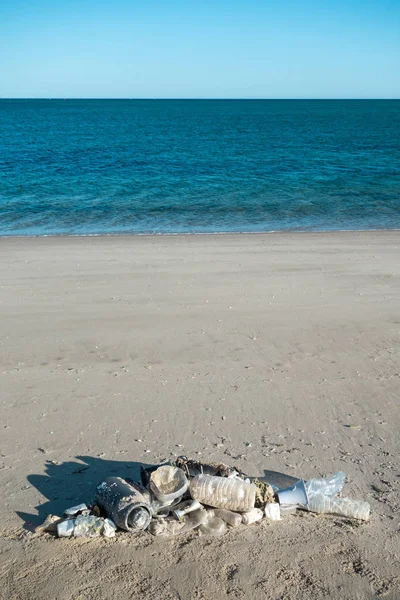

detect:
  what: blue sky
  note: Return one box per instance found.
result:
[0,0,399,98]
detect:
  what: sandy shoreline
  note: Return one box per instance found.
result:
[1,231,399,599]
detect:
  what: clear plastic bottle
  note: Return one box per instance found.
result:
[212,508,242,527]
[307,494,370,521]
[305,472,346,497]
[190,475,256,512]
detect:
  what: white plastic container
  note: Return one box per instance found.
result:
[150,466,189,503]
[190,474,256,512]
[241,508,263,525]
[265,503,281,521]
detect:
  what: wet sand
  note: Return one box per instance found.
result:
[0,232,399,599]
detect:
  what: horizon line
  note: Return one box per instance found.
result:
[1,97,400,101]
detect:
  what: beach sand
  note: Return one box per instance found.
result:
[0,232,399,599]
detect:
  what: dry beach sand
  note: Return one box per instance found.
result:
[0,231,399,599]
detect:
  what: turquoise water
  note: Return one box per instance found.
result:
[0,99,399,236]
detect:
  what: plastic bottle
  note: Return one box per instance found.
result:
[212,509,242,528]
[241,508,263,525]
[190,475,256,512]
[305,472,346,497]
[307,494,370,521]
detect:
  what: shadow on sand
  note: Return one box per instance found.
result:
[17,455,154,529]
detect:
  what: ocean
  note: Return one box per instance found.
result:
[0,99,399,236]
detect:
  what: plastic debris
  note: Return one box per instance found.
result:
[149,465,188,503]
[199,515,227,536]
[64,503,88,517]
[279,505,297,516]
[265,503,281,521]
[175,456,246,479]
[211,508,242,527]
[241,508,264,525]
[307,495,370,521]
[57,519,75,537]
[277,479,309,509]
[47,456,370,542]
[190,474,256,511]
[148,509,207,537]
[305,472,346,497]
[103,518,117,538]
[172,499,202,521]
[74,515,104,538]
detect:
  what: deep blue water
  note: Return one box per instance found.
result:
[0,99,399,236]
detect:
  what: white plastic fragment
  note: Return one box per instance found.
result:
[57,519,75,537]
[103,518,117,537]
[241,508,263,525]
[64,503,88,517]
[265,503,281,521]
[173,500,202,521]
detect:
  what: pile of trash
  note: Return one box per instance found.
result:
[36,457,371,539]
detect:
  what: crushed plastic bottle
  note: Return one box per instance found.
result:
[305,472,346,497]
[190,474,256,512]
[73,515,105,538]
[307,494,370,521]
[148,509,207,537]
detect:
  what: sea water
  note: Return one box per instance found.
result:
[0,99,399,236]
